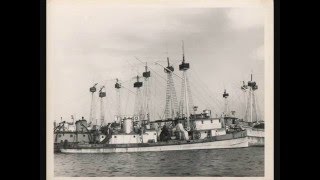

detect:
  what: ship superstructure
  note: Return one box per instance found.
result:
[55,42,250,153]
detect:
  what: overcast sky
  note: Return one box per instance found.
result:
[47,1,265,124]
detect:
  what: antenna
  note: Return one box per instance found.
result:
[99,86,105,93]
[182,40,185,62]
[251,69,253,81]
[166,42,169,58]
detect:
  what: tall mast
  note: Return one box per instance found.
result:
[223,89,230,117]
[142,62,151,122]
[179,41,193,131]
[115,79,122,122]
[164,58,179,120]
[99,86,106,126]
[243,74,259,122]
[241,81,248,119]
[89,83,98,124]
[133,75,143,123]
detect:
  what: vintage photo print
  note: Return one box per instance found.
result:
[47,0,274,179]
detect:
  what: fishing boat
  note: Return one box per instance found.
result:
[59,111,248,153]
[57,42,249,154]
[239,74,264,146]
[221,75,264,147]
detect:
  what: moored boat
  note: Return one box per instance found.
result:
[56,42,250,154]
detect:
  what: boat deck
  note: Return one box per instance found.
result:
[63,131,247,149]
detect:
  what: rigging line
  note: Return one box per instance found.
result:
[189,87,212,112]
[150,69,167,82]
[152,75,165,119]
[190,69,225,108]
[118,76,136,84]
[152,71,167,88]
[134,57,167,82]
[184,74,210,108]
[122,85,136,95]
[254,90,263,120]
[152,76,165,116]
[124,86,131,115]
[229,82,247,107]
[253,92,258,121]
[105,98,113,123]
[190,68,219,97]
[126,59,140,74]
[190,82,214,109]
[189,69,213,96]
[229,82,252,114]
[188,73,223,112]
[154,61,183,80]
[191,80,219,113]
[172,58,183,66]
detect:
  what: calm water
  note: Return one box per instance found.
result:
[55,147,264,177]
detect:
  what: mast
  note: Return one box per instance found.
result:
[89,83,98,124]
[164,58,179,120]
[241,81,248,119]
[250,74,253,122]
[179,41,193,131]
[142,62,151,122]
[223,89,230,117]
[99,86,106,126]
[115,79,122,123]
[243,74,259,123]
[133,75,143,123]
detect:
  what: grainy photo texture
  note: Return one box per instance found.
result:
[47,0,273,179]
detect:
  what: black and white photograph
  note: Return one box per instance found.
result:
[47,0,273,179]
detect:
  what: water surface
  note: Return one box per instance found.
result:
[55,147,264,177]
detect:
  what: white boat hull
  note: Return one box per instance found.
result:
[60,137,248,153]
[246,128,264,146]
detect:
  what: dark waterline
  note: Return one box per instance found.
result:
[54,147,264,177]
